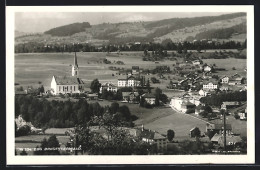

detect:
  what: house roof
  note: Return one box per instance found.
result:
[222,101,240,106]
[53,75,84,85]
[207,123,232,130]
[142,93,156,98]
[101,82,117,87]
[181,101,195,106]
[15,91,27,95]
[211,134,222,142]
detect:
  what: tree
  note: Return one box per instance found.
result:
[167,129,175,142]
[90,79,101,93]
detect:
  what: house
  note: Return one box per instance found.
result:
[219,85,229,91]
[122,92,139,103]
[238,107,247,120]
[51,52,84,95]
[99,82,117,94]
[203,65,212,72]
[206,123,232,136]
[138,125,167,152]
[142,93,156,105]
[118,76,141,87]
[202,80,218,90]
[199,89,211,96]
[132,66,140,75]
[220,76,229,84]
[195,105,204,115]
[221,101,240,110]
[180,101,196,113]
[212,135,242,147]
[87,93,98,100]
[228,77,243,85]
[192,60,201,65]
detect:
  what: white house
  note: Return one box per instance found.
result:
[118,76,141,87]
[51,52,84,95]
[99,82,117,93]
[221,76,229,84]
[203,65,212,72]
[203,81,218,90]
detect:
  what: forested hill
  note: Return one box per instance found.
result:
[44,22,91,36]
[194,22,247,40]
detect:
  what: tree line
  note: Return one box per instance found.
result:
[15,39,246,53]
[15,95,135,129]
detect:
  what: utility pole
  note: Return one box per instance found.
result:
[223,110,226,153]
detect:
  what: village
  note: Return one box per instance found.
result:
[14,48,247,155]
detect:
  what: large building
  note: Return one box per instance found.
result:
[99,82,118,94]
[51,52,84,95]
[118,75,141,87]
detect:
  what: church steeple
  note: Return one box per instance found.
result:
[72,52,79,77]
[74,51,78,68]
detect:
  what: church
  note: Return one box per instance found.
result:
[51,52,84,95]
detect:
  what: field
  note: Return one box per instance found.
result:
[15,52,246,93]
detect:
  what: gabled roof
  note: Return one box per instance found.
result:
[101,82,117,87]
[207,123,232,130]
[142,93,156,98]
[53,75,84,85]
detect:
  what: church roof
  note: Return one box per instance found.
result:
[53,75,84,85]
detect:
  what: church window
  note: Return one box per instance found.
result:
[74,86,75,91]
[70,86,72,90]
[59,86,61,91]
[63,86,64,91]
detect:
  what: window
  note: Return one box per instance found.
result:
[74,86,75,91]
[59,86,61,91]
[70,86,72,90]
[63,86,64,91]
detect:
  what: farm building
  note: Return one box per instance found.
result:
[206,123,232,136]
[51,53,84,95]
[211,134,242,147]
[142,93,156,105]
[99,82,118,94]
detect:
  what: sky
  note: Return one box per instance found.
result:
[15,12,232,33]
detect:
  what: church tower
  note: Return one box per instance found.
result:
[72,52,79,77]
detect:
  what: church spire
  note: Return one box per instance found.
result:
[72,52,79,77]
[74,52,78,68]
